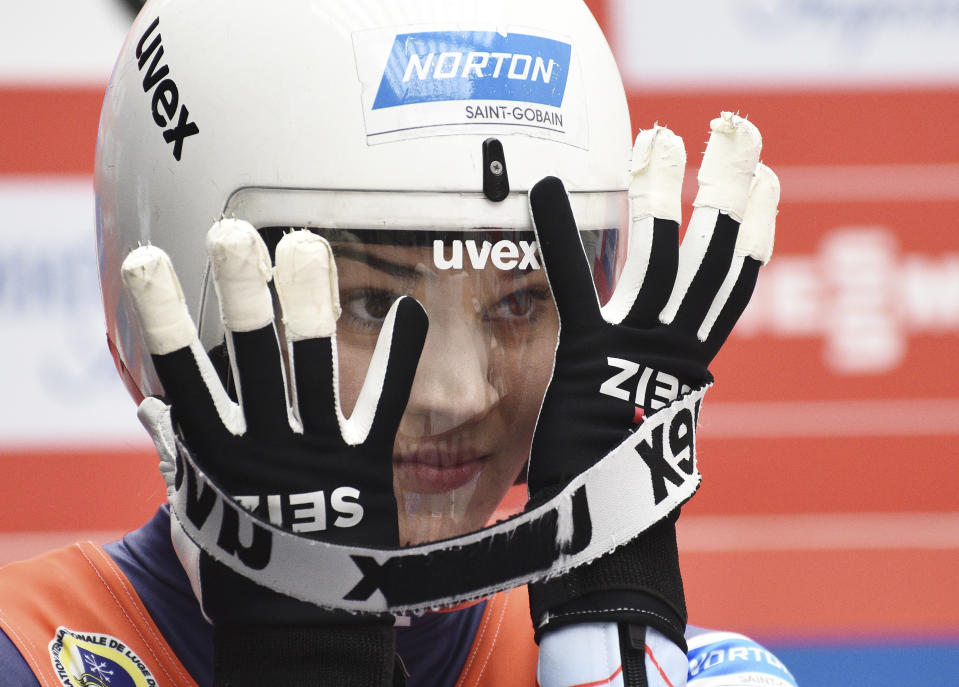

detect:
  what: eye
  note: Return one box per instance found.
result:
[505,290,533,317]
[341,288,400,329]
[486,287,551,322]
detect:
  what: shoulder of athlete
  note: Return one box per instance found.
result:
[686,626,799,686]
[0,628,40,687]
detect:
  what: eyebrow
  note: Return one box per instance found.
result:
[334,247,422,280]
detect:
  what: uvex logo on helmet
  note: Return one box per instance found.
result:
[135,17,200,161]
[433,239,541,271]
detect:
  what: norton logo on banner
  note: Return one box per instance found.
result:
[353,27,587,147]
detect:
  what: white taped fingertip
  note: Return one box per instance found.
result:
[710,110,757,137]
[694,112,763,222]
[737,163,780,264]
[274,231,341,341]
[629,124,686,223]
[121,245,197,354]
[206,218,275,332]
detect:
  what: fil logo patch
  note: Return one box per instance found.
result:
[353,27,587,147]
[48,627,158,686]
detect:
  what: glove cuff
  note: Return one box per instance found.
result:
[213,623,400,687]
[529,516,687,650]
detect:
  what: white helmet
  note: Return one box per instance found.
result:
[97,0,633,544]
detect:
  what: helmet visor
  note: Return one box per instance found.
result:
[202,188,627,545]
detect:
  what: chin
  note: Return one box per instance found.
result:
[394,463,521,545]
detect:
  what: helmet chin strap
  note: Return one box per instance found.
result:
[151,381,705,614]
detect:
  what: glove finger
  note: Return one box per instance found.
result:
[342,296,428,448]
[290,338,338,434]
[661,208,739,336]
[698,163,779,361]
[226,326,289,438]
[693,112,763,223]
[207,219,290,438]
[121,245,236,438]
[603,126,684,328]
[619,217,680,328]
[273,230,342,436]
[529,176,604,331]
[659,113,762,336]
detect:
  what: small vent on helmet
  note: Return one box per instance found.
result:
[482,138,509,202]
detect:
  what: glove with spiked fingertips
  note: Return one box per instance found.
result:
[125,223,427,687]
[528,113,779,686]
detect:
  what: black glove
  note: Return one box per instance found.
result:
[527,114,779,664]
[125,223,427,686]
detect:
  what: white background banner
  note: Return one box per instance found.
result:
[612,0,959,88]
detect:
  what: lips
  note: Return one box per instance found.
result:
[393,444,488,493]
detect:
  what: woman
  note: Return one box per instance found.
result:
[0,1,795,685]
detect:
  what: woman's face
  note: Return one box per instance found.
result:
[330,233,558,544]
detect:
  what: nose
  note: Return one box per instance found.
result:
[401,310,502,436]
